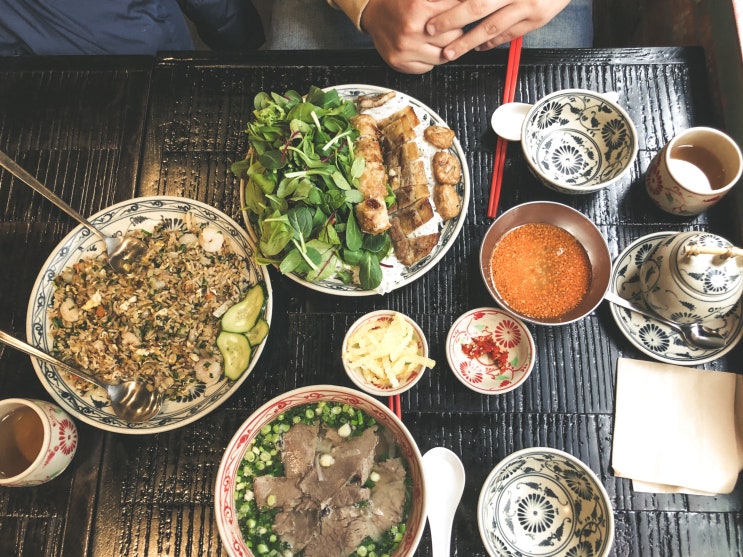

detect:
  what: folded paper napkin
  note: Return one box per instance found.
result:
[612,357,743,495]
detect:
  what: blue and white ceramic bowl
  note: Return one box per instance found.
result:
[478,447,614,557]
[521,89,638,194]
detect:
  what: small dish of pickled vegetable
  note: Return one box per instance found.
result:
[215,385,427,557]
[342,311,435,397]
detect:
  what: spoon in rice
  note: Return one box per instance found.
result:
[0,150,147,273]
[0,330,164,423]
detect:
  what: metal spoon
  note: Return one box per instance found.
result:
[604,291,727,349]
[0,330,164,423]
[0,150,147,273]
[422,447,465,557]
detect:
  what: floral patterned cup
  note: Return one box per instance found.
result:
[645,127,742,216]
[0,398,78,487]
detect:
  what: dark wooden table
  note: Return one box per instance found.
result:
[1,48,741,557]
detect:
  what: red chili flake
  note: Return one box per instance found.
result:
[461,335,508,369]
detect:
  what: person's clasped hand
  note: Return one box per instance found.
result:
[426,0,572,61]
[361,0,464,74]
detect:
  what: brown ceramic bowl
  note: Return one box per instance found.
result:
[480,201,611,326]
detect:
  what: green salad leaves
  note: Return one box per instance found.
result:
[232,86,391,290]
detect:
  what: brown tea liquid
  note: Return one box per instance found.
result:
[668,144,727,190]
[0,405,44,477]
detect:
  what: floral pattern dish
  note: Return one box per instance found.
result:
[478,447,614,557]
[609,232,743,365]
[446,308,535,395]
[240,84,470,296]
[27,196,272,434]
[521,89,637,195]
[215,385,427,557]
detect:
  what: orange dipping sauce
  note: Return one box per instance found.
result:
[490,223,591,319]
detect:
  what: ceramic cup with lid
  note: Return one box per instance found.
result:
[639,231,743,323]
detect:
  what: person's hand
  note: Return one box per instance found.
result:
[426,0,572,61]
[361,0,464,74]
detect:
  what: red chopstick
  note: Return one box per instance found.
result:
[388,394,401,419]
[487,36,523,218]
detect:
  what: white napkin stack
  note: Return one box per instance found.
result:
[612,357,743,495]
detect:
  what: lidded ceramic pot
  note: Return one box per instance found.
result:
[639,231,743,323]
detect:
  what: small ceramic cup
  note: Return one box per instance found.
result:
[0,398,78,487]
[645,127,743,216]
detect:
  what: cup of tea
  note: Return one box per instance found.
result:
[645,127,743,216]
[0,398,78,487]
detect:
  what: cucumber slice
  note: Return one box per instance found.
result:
[217,331,252,380]
[221,283,266,333]
[246,318,269,346]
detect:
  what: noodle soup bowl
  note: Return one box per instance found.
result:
[215,385,427,557]
[480,201,611,326]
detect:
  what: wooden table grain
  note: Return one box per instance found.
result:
[1,49,741,557]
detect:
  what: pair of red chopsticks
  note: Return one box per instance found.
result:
[388,394,401,419]
[487,36,523,218]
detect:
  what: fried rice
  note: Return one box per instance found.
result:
[49,218,253,399]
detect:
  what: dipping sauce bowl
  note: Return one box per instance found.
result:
[480,201,611,326]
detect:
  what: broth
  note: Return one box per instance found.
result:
[490,223,591,319]
[668,144,727,190]
[0,405,44,478]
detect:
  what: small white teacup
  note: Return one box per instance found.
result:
[0,398,78,487]
[645,127,743,216]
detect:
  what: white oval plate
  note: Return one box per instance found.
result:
[240,84,470,296]
[26,196,272,434]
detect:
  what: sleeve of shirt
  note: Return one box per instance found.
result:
[326,0,369,31]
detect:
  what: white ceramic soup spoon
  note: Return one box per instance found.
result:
[422,447,466,557]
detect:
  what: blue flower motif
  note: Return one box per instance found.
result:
[669,311,703,323]
[639,323,670,352]
[536,101,563,129]
[601,118,628,149]
[517,493,556,533]
[566,541,596,557]
[703,269,730,294]
[564,468,593,500]
[633,242,655,267]
[551,144,585,175]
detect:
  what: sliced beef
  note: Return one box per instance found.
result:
[282,422,319,478]
[300,427,379,505]
[302,506,369,557]
[253,475,302,509]
[274,509,320,552]
[366,458,407,540]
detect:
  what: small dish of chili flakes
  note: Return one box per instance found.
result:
[446,307,535,395]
